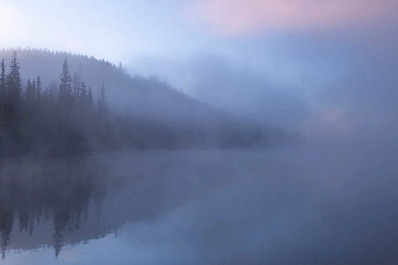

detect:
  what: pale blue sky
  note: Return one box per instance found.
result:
[0,0,341,80]
[0,0,200,61]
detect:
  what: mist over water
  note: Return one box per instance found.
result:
[1,141,397,265]
[1,0,398,264]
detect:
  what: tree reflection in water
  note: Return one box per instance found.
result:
[0,158,107,258]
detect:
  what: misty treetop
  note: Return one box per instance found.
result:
[0,52,105,158]
[0,49,295,158]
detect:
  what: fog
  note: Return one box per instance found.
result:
[1,0,398,264]
[2,143,398,264]
[128,15,398,142]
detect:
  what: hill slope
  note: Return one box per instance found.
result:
[1,48,211,120]
[0,48,298,156]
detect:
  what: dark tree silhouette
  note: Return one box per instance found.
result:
[2,52,23,157]
[58,59,74,112]
[0,49,281,158]
[36,76,42,103]
[0,59,5,103]
[0,159,107,258]
[7,51,22,103]
[88,87,93,109]
[25,79,36,105]
[97,82,108,117]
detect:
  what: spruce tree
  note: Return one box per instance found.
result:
[88,87,93,108]
[73,71,81,99]
[59,59,72,104]
[79,81,88,104]
[97,82,108,117]
[0,59,6,143]
[7,51,22,103]
[4,51,22,156]
[25,79,36,105]
[0,59,6,101]
[36,76,42,103]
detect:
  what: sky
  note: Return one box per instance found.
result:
[1,0,398,139]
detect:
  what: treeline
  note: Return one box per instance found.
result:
[0,51,275,158]
[0,51,112,158]
[0,47,128,74]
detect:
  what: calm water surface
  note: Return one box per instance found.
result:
[1,146,398,265]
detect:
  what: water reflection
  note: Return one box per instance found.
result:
[0,151,232,260]
[1,148,397,265]
[0,159,107,258]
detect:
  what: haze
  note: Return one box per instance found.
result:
[0,0,398,264]
[2,0,398,139]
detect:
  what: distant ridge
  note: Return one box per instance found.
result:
[0,48,299,153]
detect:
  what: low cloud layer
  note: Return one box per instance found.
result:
[130,27,398,140]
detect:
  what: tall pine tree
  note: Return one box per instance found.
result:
[36,76,42,103]
[25,79,36,106]
[0,59,6,142]
[88,87,93,109]
[97,82,108,117]
[3,51,22,157]
[0,59,6,102]
[72,71,81,99]
[79,81,88,105]
[58,59,73,109]
[7,51,22,103]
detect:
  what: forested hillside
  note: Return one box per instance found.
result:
[0,48,297,158]
[0,48,209,118]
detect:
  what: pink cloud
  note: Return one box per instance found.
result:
[190,0,397,35]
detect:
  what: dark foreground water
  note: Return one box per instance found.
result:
[1,143,398,265]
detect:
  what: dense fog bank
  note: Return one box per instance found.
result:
[0,49,299,158]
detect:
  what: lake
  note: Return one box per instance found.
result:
[1,145,398,265]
